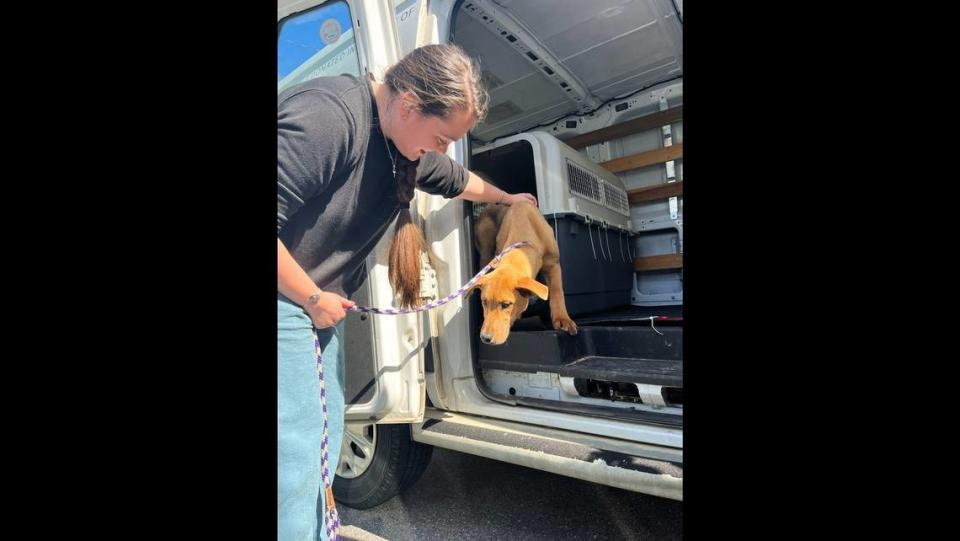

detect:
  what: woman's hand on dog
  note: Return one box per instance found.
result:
[506,192,538,207]
[305,291,355,329]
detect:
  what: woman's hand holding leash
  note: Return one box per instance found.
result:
[304,291,356,329]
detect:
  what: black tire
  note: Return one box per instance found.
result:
[333,423,434,510]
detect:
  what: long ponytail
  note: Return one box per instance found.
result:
[388,158,427,308]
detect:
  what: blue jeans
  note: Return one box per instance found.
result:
[278,294,346,541]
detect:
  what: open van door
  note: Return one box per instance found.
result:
[278,0,427,423]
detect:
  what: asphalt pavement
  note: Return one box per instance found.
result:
[338,447,682,540]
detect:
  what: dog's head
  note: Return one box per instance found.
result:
[468,266,548,345]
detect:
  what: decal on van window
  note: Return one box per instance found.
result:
[319,18,342,45]
[392,0,421,55]
[278,1,360,94]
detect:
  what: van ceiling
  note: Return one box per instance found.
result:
[454,0,682,143]
[276,0,682,143]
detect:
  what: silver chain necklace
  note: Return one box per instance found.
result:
[377,101,397,179]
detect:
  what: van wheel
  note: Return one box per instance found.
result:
[333,423,434,509]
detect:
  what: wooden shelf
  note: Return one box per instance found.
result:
[627,181,683,204]
[564,106,683,149]
[633,254,683,272]
[600,143,683,174]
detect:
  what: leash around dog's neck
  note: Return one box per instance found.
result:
[347,241,530,316]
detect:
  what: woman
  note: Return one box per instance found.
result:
[277,44,535,540]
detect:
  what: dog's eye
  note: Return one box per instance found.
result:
[500,302,512,310]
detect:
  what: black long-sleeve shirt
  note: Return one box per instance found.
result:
[278,74,468,297]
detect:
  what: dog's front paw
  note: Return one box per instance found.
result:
[553,315,578,335]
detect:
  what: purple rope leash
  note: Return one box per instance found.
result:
[314,335,342,540]
[312,241,529,538]
[346,241,530,316]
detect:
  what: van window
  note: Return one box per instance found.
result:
[278,1,361,94]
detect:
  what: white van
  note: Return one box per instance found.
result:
[278,0,684,506]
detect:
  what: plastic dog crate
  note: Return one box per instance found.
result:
[472,131,633,226]
[543,212,635,316]
[472,132,636,316]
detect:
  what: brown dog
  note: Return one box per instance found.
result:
[470,201,578,345]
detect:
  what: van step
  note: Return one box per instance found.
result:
[412,409,683,500]
[560,356,682,387]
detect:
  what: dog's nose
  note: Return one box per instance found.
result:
[480,333,493,344]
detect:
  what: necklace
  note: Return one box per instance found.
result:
[376,100,397,179]
[381,128,396,179]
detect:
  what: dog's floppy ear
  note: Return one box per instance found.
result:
[516,277,548,300]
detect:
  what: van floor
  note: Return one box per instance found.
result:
[510,303,682,331]
[478,303,682,383]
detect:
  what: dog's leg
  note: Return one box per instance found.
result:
[477,238,495,266]
[543,264,578,335]
[474,213,499,265]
